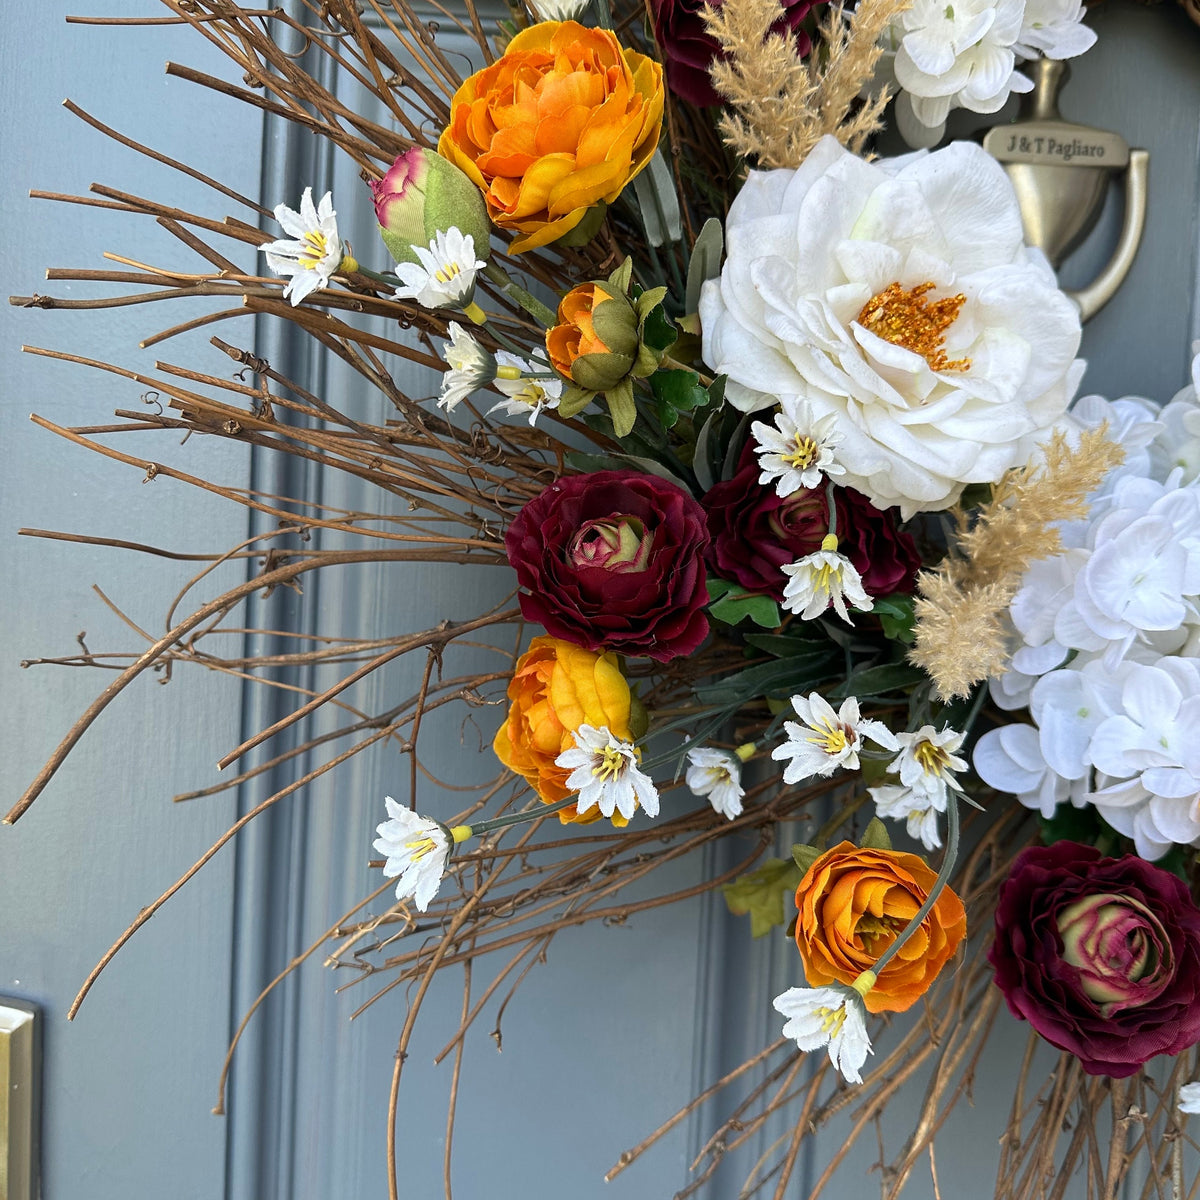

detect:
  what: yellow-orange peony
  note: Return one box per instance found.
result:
[437,21,664,253]
[794,842,966,1013]
[493,636,635,824]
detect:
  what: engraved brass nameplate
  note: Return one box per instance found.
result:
[0,1000,39,1200]
[982,122,1130,170]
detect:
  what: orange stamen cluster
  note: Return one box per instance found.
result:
[858,282,971,374]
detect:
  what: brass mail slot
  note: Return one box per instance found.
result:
[0,1000,39,1200]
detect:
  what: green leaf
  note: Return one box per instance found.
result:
[604,378,637,438]
[873,593,917,644]
[859,817,892,851]
[711,592,781,628]
[565,452,692,493]
[791,843,822,876]
[1038,804,1104,849]
[557,383,594,419]
[649,369,709,430]
[830,661,927,700]
[640,303,678,353]
[722,858,803,938]
[694,652,839,707]
[743,632,831,659]
[685,217,724,315]
[632,148,682,248]
[704,577,781,628]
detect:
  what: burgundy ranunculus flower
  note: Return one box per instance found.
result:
[989,842,1200,1077]
[505,470,710,662]
[652,0,825,107]
[701,452,920,601]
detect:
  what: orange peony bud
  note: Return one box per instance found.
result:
[437,21,664,254]
[493,637,636,825]
[794,842,966,1013]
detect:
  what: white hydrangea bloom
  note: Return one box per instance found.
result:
[751,400,845,497]
[556,724,660,822]
[685,747,745,820]
[773,985,873,1085]
[1014,0,1098,61]
[772,693,897,784]
[373,797,450,912]
[982,350,1200,859]
[260,187,344,306]
[781,536,873,623]
[393,227,486,310]
[890,0,1032,137]
[699,138,1083,517]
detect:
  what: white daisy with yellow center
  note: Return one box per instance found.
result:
[488,351,563,426]
[372,796,469,912]
[772,692,898,784]
[870,723,967,849]
[773,972,876,1085]
[261,187,348,306]
[752,399,845,497]
[393,227,487,318]
[781,535,873,624]
[555,724,660,822]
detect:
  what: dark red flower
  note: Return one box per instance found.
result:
[505,470,710,662]
[701,452,920,601]
[989,842,1200,1077]
[652,0,825,108]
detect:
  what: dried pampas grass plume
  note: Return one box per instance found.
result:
[702,0,907,168]
[910,427,1126,701]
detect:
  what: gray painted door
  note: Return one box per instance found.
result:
[3,3,1199,1199]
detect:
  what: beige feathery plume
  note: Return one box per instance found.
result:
[909,427,1126,701]
[702,0,906,169]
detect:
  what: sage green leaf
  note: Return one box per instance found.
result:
[557,383,594,419]
[859,817,892,852]
[873,593,917,644]
[571,350,632,392]
[605,378,637,437]
[685,217,724,315]
[722,858,803,938]
[607,257,634,293]
[791,843,822,876]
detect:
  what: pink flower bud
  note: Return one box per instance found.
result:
[369,147,490,266]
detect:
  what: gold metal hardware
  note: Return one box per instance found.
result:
[983,59,1149,323]
[0,1000,39,1200]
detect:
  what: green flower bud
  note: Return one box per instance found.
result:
[370,147,490,266]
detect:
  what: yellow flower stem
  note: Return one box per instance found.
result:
[481,261,558,328]
[869,793,960,978]
[462,301,487,325]
[734,742,757,762]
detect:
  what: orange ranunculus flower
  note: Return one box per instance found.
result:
[437,21,664,254]
[794,842,966,1013]
[547,283,613,381]
[493,636,635,824]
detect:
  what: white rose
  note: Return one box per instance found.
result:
[699,137,1084,517]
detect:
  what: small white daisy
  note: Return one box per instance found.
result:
[528,0,590,17]
[752,401,845,497]
[772,693,898,784]
[685,746,745,820]
[869,725,967,848]
[393,227,486,311]
[438,322,496,411]
[372,797,451,912]
[781,535,873,624]
[488,351,563,426]
[1179,1082,1200,1114]
[555,724,660,822]
[260,187,344,306]
[773,983,873,1085]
